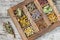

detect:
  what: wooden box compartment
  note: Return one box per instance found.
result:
[8,0,60,40]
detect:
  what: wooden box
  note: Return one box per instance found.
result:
[8,0,60,40]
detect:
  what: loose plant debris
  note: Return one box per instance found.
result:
[3,21,15,38]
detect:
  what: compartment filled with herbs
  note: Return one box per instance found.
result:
[42,5,58,23]
[47,12,58,23]
[25,2,47,30]
[26,2,37,13]
[14,8,35,37]
[24,27,34,37]
[38,0,58,23]
[14,8,30,28]
[38,0,48,7]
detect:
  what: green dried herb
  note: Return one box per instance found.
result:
[26,2,36,12]
[3,21,15,38]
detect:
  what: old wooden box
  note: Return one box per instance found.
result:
[8,0,60,40]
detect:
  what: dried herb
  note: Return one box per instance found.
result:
[31,10,41,22]
[38,0,48,6]
[24,27,34,37]
[3,21,15,38]
[26,2,36,12]
[18,15,30,28]
[47,12,57,23]
[43,5,53,14]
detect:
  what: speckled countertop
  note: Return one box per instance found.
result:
[0,0,60,40]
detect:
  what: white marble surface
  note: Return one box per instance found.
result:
[0,0,60,40]
[0,19,22,40]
